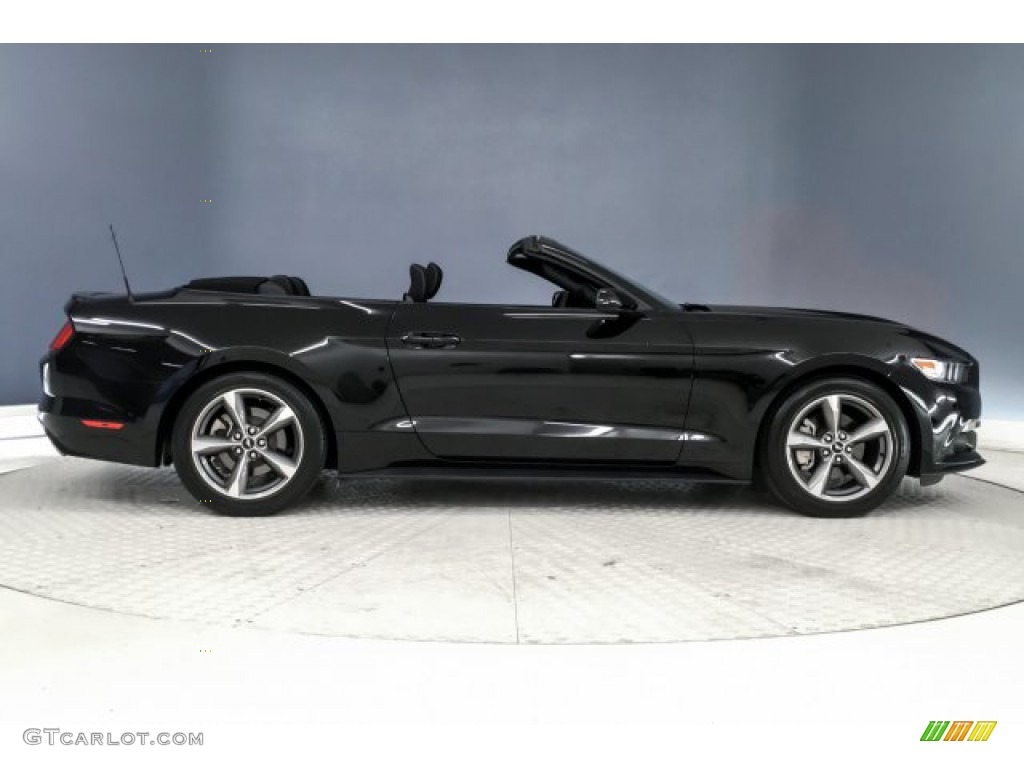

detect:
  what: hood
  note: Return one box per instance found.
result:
[694,304,974,362]
[697,304,907,327]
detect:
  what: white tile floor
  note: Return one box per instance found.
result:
[1,406,1021,643]
[1,405,1022,765]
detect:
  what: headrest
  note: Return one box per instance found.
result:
[424,262,443,301]
[405,264,428,302]
[258,276,293,295]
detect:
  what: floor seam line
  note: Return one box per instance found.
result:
[507,505,521,644]
[961,474,1024,495]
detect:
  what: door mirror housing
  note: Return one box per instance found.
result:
[595,288,626,311]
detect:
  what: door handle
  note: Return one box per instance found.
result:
[402,332,461,349]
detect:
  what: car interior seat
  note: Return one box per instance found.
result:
[288,276,311,296]
[404,264,428,302]
[256,275,312,296]
[257,275,294,295]
[424,262,443,301]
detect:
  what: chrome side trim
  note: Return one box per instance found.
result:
[371,416,719,442]
[680,431,718,442]
[503,312,616,320]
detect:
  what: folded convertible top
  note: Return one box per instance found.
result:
[186,275,310,296]
[186,276,270,293]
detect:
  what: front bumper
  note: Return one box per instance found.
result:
[918,414,984,484]
[896,374,985,481]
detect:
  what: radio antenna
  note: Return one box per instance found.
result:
[108,224,134,301]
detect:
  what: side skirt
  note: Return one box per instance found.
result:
[334,463,745,483]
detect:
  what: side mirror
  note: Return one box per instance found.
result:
[595,288,624,311]
[551,290,568,308]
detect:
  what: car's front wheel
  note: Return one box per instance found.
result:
[760,377,910,517]
[171,372,326,516]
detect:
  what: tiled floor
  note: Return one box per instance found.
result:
[2,408,1022,764]
[1,451,1021,643]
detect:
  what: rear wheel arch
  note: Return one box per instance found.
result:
[158,360,338,469]
[753,364,921,481]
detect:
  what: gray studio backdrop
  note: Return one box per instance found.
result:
[1,45,1021,417]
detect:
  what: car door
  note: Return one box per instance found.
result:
[385,301,694,463]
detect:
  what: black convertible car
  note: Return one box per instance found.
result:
[38,235,983,517]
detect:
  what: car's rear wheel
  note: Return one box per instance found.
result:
[760,377,910,517]
[171,372,326,516]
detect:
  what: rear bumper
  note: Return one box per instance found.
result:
[38,344,165,468]
[37,408,158,467]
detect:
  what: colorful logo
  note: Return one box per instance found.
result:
[921,721,997,742]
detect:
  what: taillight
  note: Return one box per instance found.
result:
[50,320,74,351]
[81,420,124,430]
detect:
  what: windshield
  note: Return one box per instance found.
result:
[535,238,679,311]
[588,259,677,309]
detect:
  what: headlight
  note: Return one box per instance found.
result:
[910,357,969,384]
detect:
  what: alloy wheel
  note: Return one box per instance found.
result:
[189,387,304,500]
[784,393,894,502]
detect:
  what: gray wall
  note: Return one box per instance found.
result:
[789,45,1024,419]
[0,44,217,399]
[1,45,1020,418]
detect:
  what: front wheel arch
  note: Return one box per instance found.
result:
[752,366,922,483]
[756,374,912,516]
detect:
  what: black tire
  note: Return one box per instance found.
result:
[759,376,910,518]
[171,372,326,516]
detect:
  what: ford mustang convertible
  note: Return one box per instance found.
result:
[38,235,984,517]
